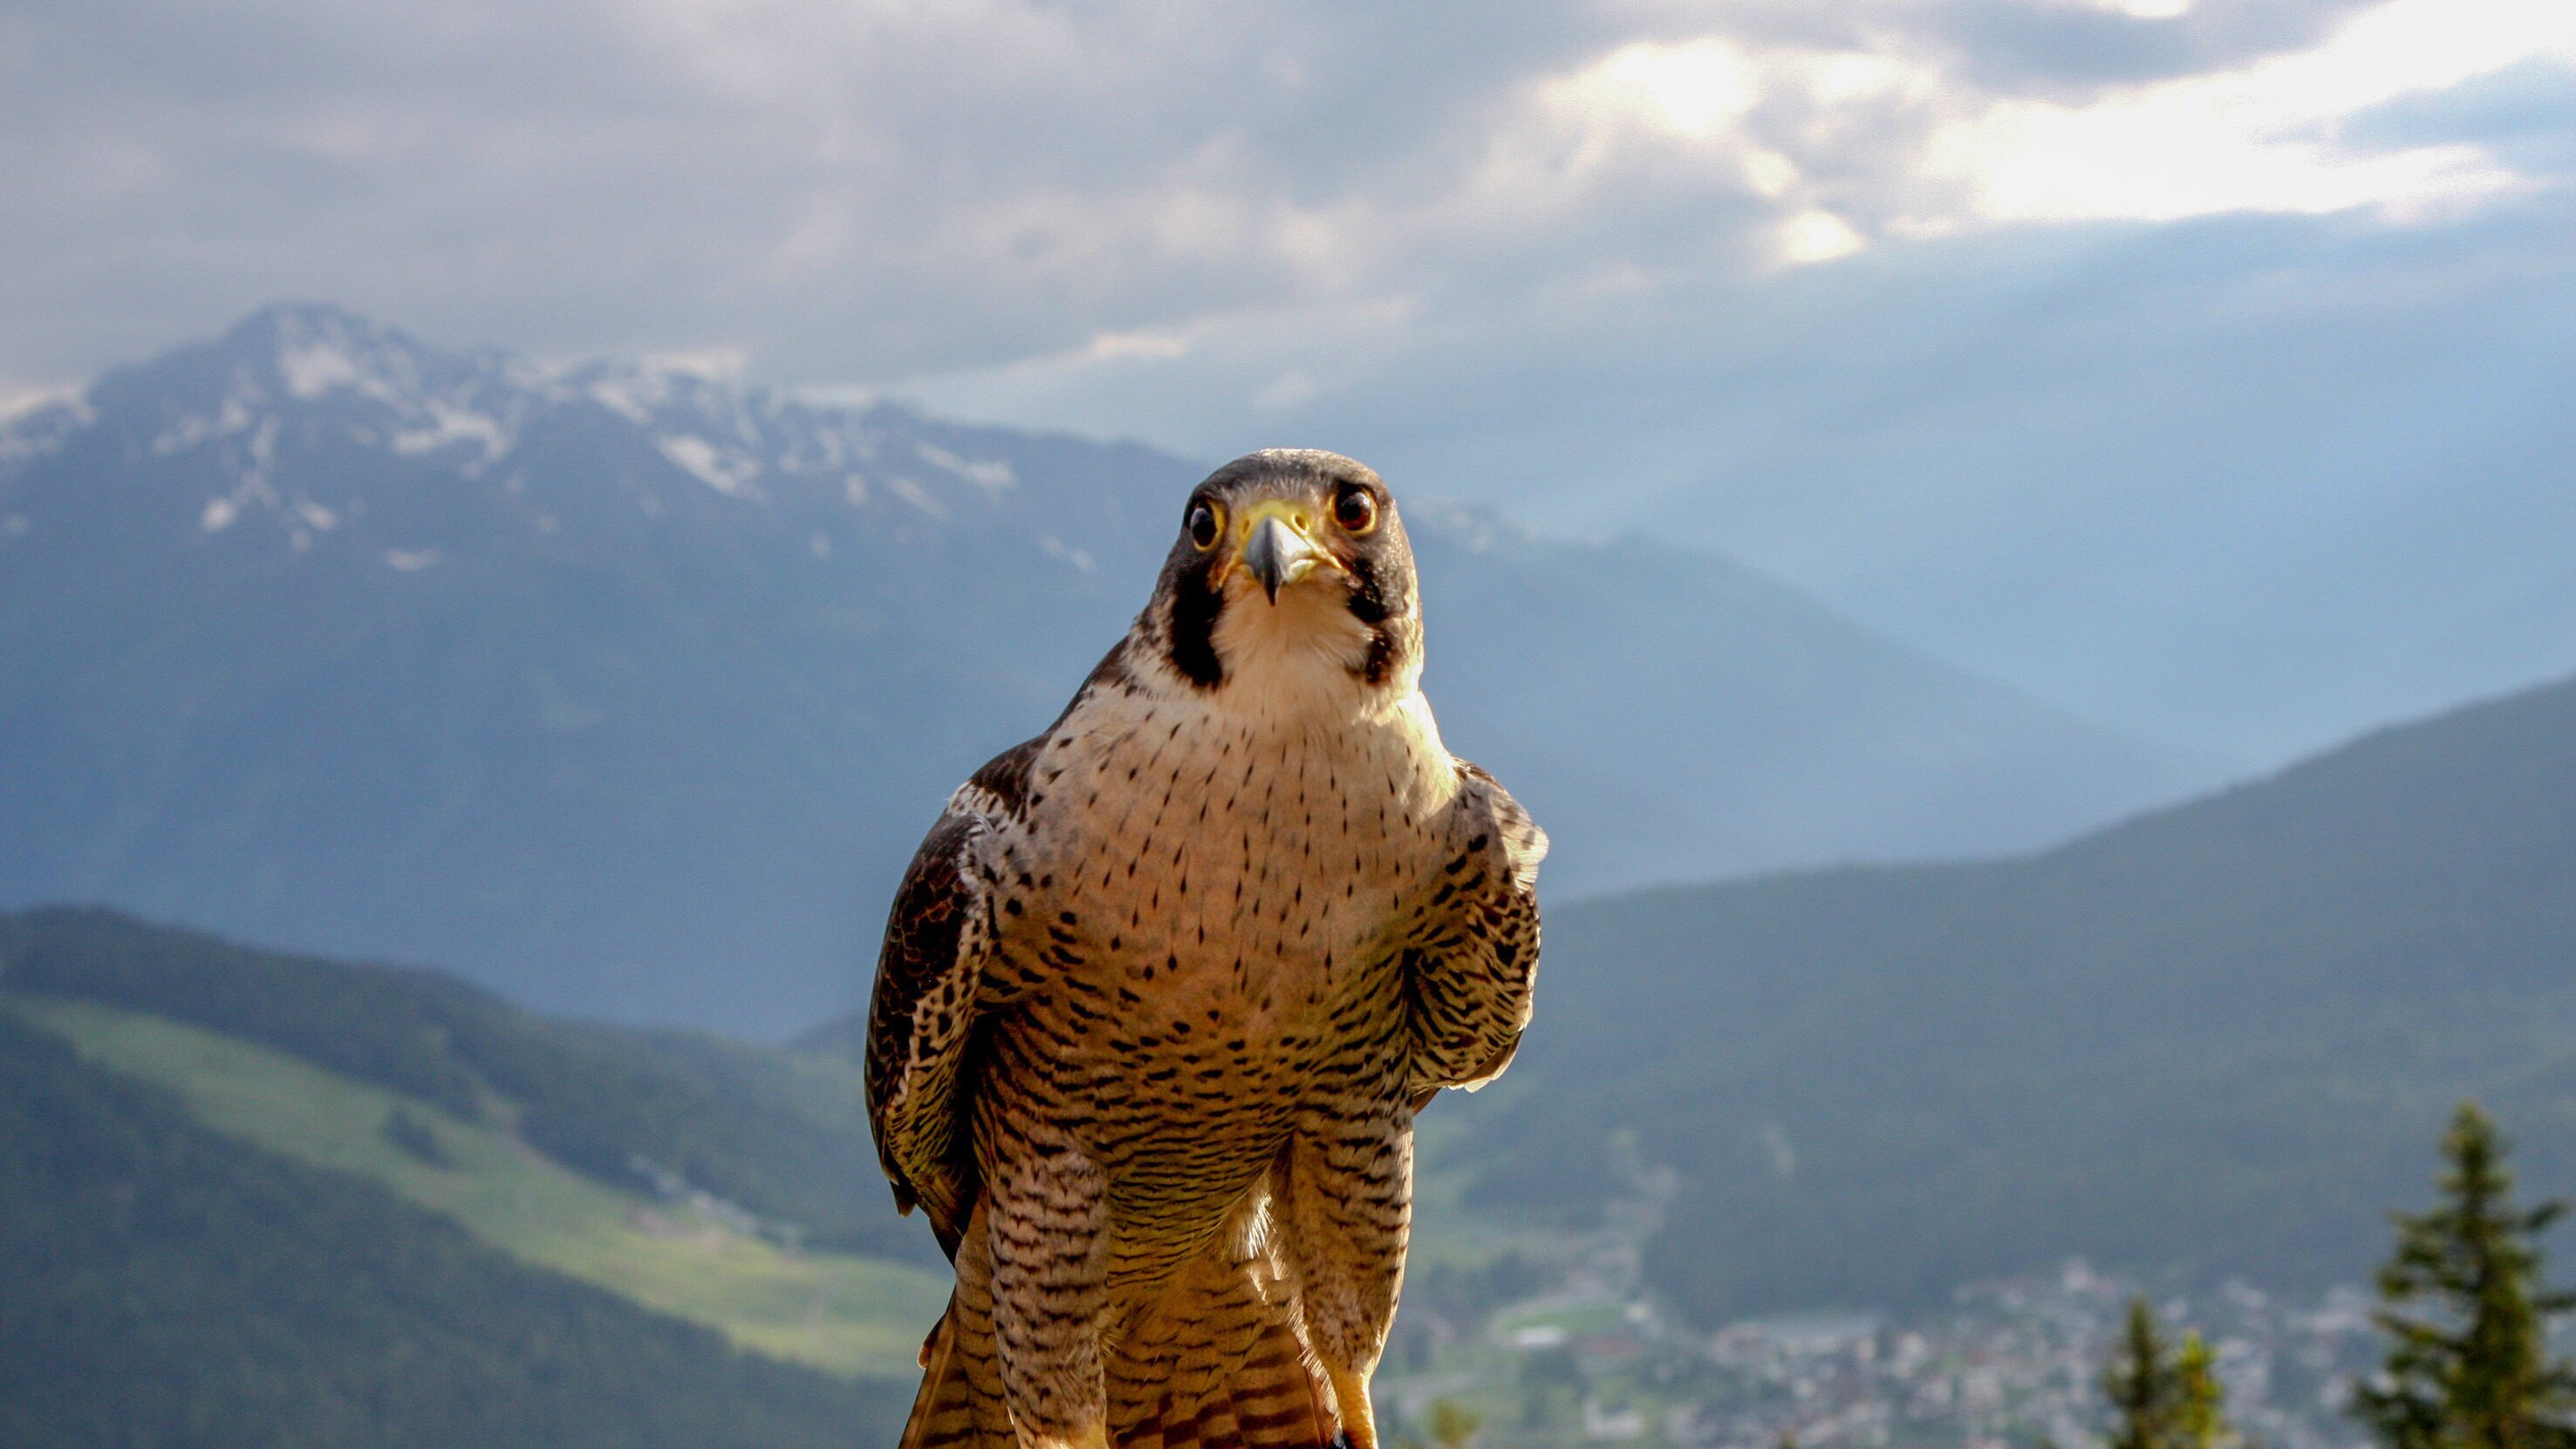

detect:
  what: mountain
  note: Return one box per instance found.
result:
[0,303,2200,1033]
[0,910,925,1448]
[1447,673,2576,1325]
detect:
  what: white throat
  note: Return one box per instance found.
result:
[1207,581,1395,723]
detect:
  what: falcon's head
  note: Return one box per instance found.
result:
[1136,449,1422,700]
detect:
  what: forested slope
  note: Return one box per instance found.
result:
[0,1009,911,1449]
[0,906,928,1261]
[1459,675,2576,1323]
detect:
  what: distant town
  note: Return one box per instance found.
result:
[1382,1159,2386,1449]
[1385,1251,2381,1449]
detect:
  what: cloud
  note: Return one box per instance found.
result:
[1923,0,2573,222]
[2347,55,2576,172]
[1903,0,2390,92]
[3,0,2568,399]
[0,0,1627,383]
[892,0,2573,448]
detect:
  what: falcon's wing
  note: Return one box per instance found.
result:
[866,743,1035,1256]
[1404,759,1548,1104]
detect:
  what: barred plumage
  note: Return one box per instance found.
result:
[869,450,1546,1449]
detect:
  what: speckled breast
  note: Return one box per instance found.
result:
[980,688,1455,1256]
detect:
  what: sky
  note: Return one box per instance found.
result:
[4,0,2573,761]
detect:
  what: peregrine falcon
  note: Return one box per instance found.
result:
[868,449,1547,1449]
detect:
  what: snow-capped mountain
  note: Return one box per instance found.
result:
[0,301,1172,592]
[0,304,2203,1034]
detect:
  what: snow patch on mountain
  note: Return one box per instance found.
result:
[389,402,512,463]
[1040,535,1095,573]
[585,375,658,426]
[0,393,92,468]
[0,304,1131,571]
[916,442,1015,495]
[657,434,763,497]
[277,340,366,400]
[883,475,948,518]
[151,379,264,456]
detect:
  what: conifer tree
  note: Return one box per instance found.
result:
[2354,1102,2576,1449]
[2174,1331,2238,1449]
[2106,1296,2243,1449]
[2108,1297,2182,1449]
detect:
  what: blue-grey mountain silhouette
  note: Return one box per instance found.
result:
[0,304,2198,1033]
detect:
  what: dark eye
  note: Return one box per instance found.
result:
[1187,501,1222,551]
[1332,485,1378,536]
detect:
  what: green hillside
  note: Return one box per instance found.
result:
[0,1007,913,1448]
[9,996,946,1377]
[1456,675,2576,1323]
[0,906,933,1261]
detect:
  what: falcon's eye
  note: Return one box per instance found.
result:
[1332,485,1378,537]
[1187,501,1223,551]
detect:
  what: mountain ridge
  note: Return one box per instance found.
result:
[0,303,2203,1032]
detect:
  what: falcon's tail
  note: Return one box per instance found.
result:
[1108,1235,1336,1449]
[897,1200,1337,1449]
[899,1205,1011,1449]
[900,1290,1009,1449]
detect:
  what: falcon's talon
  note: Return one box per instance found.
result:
[867,450,1545,1449]
[1325,1364,1380,1449]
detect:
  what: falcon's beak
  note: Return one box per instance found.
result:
[1236,504,1328,605]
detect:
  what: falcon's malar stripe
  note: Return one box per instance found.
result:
[1167,567,1226,688]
